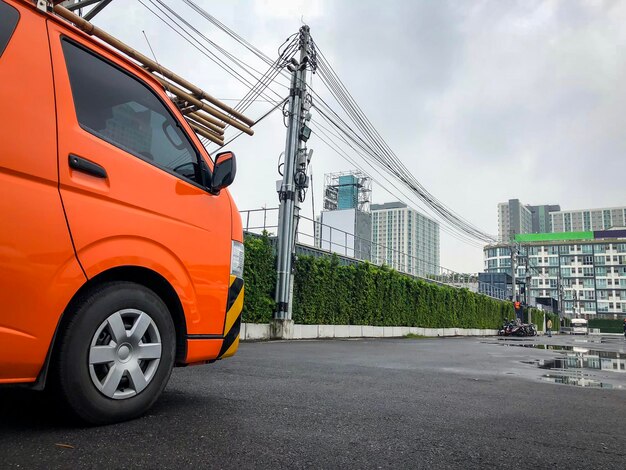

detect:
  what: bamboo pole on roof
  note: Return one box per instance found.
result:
[187,112,225,135]
[179,105,198,115]
[192,109,227,129]
[188,121,224,146]
[154,77,254,136]
[187,122,224,144]
[185,115,224,140]
[52,4,254,131]
[176,103,225,130]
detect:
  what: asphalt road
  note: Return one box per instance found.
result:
[1,335,625,469]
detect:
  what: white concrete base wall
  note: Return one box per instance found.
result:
[319,324,335,338]
[241,323,499,341]
[242,323,270,340]
[349,325,362,337]
[334,325,350,338]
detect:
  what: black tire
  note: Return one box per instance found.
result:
[53,281,175,425]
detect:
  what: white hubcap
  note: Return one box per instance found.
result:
[88,309,162,400]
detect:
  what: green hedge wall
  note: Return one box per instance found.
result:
[292,256,513,328]
[242,234,275,323]
[589,319,624,333]
[242,235,515,328]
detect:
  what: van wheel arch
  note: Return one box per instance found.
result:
[36,266,187,390]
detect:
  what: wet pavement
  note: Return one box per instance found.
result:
[1,335,626,469]
[484,335,626,390]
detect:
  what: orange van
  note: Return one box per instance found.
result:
[0,0,244,424]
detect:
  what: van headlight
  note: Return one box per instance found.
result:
[230,240,245,279]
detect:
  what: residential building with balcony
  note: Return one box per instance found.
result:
[551,206,626,232]
[483,229,626,317]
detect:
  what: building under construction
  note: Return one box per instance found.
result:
[323,171,371,212]
[317,172,372,261]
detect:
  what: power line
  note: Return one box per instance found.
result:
[309,92,486,246]
[309,41,496,243]
[137,0,299,149]
[183,0,290,72]
[139,2,495,244]
[310,121,484,249]
[217,96,289,149]
[140,0,286,105]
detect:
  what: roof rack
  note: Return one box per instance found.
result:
[51,2,254,146]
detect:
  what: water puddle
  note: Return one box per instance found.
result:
[537,350,625,389]
[494,340,626,389]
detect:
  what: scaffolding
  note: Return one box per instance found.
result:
[323,171,371,212]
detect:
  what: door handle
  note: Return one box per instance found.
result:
[68,154,107,179]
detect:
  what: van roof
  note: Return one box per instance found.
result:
[25,0,159,86]
[26,0,254,145]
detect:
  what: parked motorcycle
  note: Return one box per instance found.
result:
[519,323,537,336]
[499,321,537,337]
[511,324,526,336]
[499,321,519,336]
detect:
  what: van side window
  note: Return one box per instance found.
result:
[61,39,205,184]
[0,1,20,58]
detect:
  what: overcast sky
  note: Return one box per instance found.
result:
[94,0,626,272]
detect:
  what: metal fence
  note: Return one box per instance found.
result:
[240,207,507,300]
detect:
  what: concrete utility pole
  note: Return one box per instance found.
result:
[524,255,531,306]
[273,26,315,339]
[557,281,564,328]
[510,244,517,302]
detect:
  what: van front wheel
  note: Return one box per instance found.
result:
[55,282,175,424]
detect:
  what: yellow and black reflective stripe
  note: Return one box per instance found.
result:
[218,275,244,359]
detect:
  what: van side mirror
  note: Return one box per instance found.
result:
[210,151,236,194]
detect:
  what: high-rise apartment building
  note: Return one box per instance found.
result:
[497,199,561,242]
[483,229,626,317]
[371,202,440,277]
[551,206,626,233]
[529,204,561,234]
[498,199,532,242]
